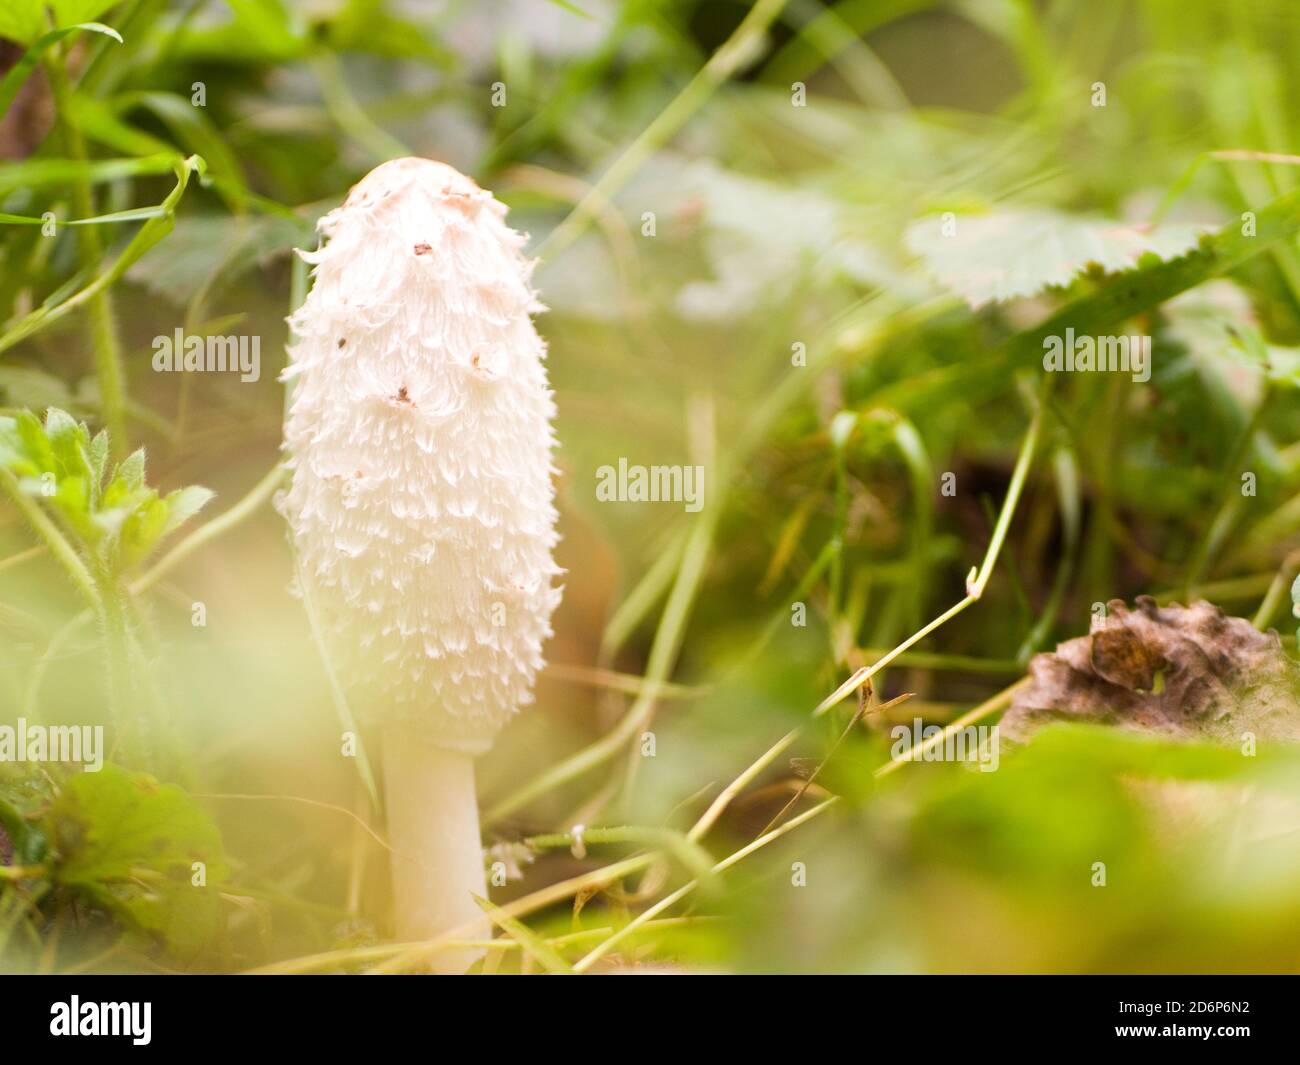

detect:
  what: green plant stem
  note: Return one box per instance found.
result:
[1252,549,1300,630]
[873,677,1027,777]
[573,796,837,972]
[0,157,198,359]
[1017,447,1080,661]
[599,527,685,657]
[1183,386,1274,596]
[859,647,1025,673]
[813,401,1043,719]
[485,498,721,825]
[0,466,99,608]
[538,0,793,260]
[25,612,92,719]
[524,825,715,882]
[298,556,379,810]
[1154,571,1275,605]
[42,39,129,457]
[362,854,657,974]
[0,545,46,572]
[489,301,954,825]
[95,567,134,732]
[310,52,410,163]
[131,463,285,595]
[240,917,713,975]
[574,678,1028,970]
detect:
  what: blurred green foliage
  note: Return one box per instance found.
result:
[0,408,211,573]
[1,0,1300,974]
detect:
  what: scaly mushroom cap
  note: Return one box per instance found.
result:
[281,157,563,755]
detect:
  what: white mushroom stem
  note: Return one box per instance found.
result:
[383,724,488,974]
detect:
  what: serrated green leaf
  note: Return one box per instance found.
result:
[46,764,228,956]
[0,406,200,571]
[905,207,1209,309]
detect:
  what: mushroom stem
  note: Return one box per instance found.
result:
[382,724,488,974]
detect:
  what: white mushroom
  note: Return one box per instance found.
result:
[281,157,562,972]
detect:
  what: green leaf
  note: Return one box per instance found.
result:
[118,491,168,567]
[327,0,454,64]
[905,207,1209,309]
[53,474,95,539]
[29,411,99,537]
[0,405,210,573]
[162,485,214,536]
[46,765,228,956]
[0,155,178,199]
[168,0,306,64]
[50,2,123,29]
[127,213,314,305]
[41,406,78,440]
[0,416,24,468]
[90,502,132,539]
[0,22,122,116]
[0,156,203,360]
[0,2,46,46]
[86,429,109,487]
[0,797,46,866]
[71,94,173,157]
[110,448,145,493]
[115,92,247,203]
[545,0,593,18]
[0,205,164,227]
[14,409,54,472]
[43,407,90,480]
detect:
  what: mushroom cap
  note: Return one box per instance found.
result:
[281,158,562,754]
[341,157,488,209]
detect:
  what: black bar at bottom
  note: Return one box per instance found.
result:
[1,974,1293,1051]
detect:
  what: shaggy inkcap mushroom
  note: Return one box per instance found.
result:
[282,157,563,753]
[281,158,563,970]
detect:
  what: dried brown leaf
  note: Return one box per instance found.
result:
[1001,597,1300,746]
